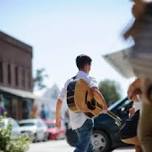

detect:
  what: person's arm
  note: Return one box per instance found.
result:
[55,81,68,128]
[55,98,63,128]
[91,87,108,111]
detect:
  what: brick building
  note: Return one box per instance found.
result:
[0,31,35,120]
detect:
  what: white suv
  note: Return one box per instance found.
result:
[19,118,48,142]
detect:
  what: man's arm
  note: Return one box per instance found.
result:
[55,98,63,128]
[55,80,68,128]
[91,87,108,111]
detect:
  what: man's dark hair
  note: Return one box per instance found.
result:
[76,54,92,70]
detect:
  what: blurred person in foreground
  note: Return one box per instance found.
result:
[120,93,142,152]
[124,0,152,151]
[55,55,107,152]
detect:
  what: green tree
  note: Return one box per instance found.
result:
[33,68,48,90]
[98,79,121,105]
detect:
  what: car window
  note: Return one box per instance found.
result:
[11,119,19,128]
[120,100,133,112]
[47,123,55,128]
[119,100,131,109]
[19,122,35,127]
[109,98,132,111]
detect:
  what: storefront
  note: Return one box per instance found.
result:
[0,86,35,120]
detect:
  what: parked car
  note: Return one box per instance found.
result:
[45,119,65,140]
[19,118,48,142]
[0,117,21,138]
[65,97,133,152]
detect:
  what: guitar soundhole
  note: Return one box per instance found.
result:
[87,99,96,110]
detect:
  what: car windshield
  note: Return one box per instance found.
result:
[108,97,129,111]
[47,123,55,128]
[19,122,35,127]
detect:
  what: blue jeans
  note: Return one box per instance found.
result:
[74,119,94,152]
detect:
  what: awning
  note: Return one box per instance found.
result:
[0,86,36,99]
[102,48,135,78]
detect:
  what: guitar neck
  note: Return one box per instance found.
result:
[96,102,122,126]
[106,111,122,127]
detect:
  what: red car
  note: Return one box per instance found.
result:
[45,120,65,140]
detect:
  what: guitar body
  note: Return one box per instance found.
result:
[74,79,103,118]
[67,79,122,126]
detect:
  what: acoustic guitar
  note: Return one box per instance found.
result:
[67,79,122,127]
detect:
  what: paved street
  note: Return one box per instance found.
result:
[28,140,74,152]
[27,140,134,152]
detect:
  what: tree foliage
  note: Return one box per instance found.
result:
[33,68,48,90]
[0,117,30,152]
[98,79,121,105]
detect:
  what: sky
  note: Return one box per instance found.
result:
[0,0,135,97]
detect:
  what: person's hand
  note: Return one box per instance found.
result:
[56,117,61,129]
[129,107,135,117]
[127,78,142,101]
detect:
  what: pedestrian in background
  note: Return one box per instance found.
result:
[55,55,107,152]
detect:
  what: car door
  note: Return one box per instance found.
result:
[115,99,133,122]
[41,121,48,140]
[37,121,44,141]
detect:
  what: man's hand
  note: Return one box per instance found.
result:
[129,107,136,117]
[128,78,142,100]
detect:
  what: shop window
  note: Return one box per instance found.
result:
[15,66,18,86]
[8,64,11,85]
[0,62,3,83]
[22,68,25,88]
[28,70,31,89]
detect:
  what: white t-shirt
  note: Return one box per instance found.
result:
[133,101,141,111]
[132,95,142,112]
[58,71,97,130]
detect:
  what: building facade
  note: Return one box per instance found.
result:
[0,31,35,120]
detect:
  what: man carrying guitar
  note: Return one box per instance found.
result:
[56,54,107,152]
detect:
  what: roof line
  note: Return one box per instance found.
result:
[0,31,32,54]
